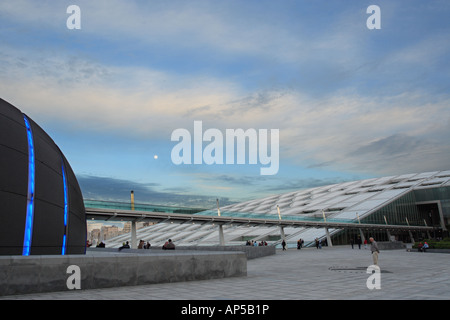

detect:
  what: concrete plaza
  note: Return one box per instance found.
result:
[1,246,449,300]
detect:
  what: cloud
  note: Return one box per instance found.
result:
[197,173,269,187]
[1,0,450,183]
[261,177,352,193]
[2,45,449,178]
[0,0,312,63]
[277,92,450,175]
[78,175,235,208]
[0,45,242,135]
[348,134,426,158]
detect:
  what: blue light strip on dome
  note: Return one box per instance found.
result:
[22,115,35,256]
[61,161,69,255]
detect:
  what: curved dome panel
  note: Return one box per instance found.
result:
[0,98,86,255]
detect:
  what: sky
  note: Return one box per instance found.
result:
[1,0,449,209]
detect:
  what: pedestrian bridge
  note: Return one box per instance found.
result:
[85,201,439,248]
[86,207,436,232]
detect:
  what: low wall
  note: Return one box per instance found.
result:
[174,245,276,259]
[0,251,247,296]
[408,248,450,254]
[89,245,276,259]
[377,241,405,250]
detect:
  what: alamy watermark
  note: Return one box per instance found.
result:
[366,265,381,290]
[66,5,81,30]
[66,265,81,290]
[171,121,279,175]
[65,4,380,31]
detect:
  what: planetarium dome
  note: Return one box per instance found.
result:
[0,98,86,255]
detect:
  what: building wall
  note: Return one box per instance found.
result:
[0,98,86,255]
[414,186,450,219]
[361,190,423,226]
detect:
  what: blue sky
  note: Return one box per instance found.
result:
[1,0,450,208]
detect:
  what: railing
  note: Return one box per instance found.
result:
[84,199,205,214]
[197,209,360,225]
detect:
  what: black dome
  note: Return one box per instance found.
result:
[0,98,86,255]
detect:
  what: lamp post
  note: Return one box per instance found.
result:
[277,205,286,245]
[130,190,137,249]
[217,199,225,246]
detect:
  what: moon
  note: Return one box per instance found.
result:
[154,155,158,160]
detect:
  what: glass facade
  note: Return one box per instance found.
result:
[414,186,450,219]
[331,186,450,245]
[361,190,422,226]
[84,199,205,215]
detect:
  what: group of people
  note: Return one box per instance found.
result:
[245,240,268,246]
[281,239,304,250]
[162,239,176,250]
[417,242,429,252]
[138,239,151,249]
[315,238,328,249]
[117,239,175,251]
[85,240,105,248]
[350,236,367,249]
[280,236,381,266]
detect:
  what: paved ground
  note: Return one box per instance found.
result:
[1,246,449,300]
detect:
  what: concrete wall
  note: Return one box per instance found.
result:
[408,248,450,254]
[377,241,405,250]
[0,251,247,296]
[88,245,276,259]
[173,245,276,259]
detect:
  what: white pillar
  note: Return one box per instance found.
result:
[424,219,432,239]
[437,202,447,231]
[325,228,333,247]
[219,225,225,246]
[386,230,392,241]
[130,190,136,248]
[131,221,137,249]
[408,230,415,243]
[280,226,286,241]
[359,229,366,243]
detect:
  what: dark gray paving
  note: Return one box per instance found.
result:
[1,246,449,300]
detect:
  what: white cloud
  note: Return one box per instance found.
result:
[1,0,449,179]
[2,43,449,178]
[0,0,347,65]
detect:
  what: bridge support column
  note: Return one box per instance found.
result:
[130,190,137,248]
[279,226,286,241]
[218,225,225,246]
[359,229,366,244]
[325,228,332,247]
[408,231,415,243]
[386,230,392,241]
[131,221,137,249]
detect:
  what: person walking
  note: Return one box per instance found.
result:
[297,238,304,250]
[356,236,362,249]
[118,241,130,251]
[282,239,287,251]
[369,237,380,266]
[162,239,175,250]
